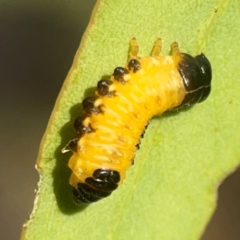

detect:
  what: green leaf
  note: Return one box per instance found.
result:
[21,0,240,239]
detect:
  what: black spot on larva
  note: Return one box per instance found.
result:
[72,188,90,204]
[97,79,113,96]
[72,171,120,204]
[78,183,111,198]
[73,181,114,204]
[128,59,141,73]
[73,185,99,204]
[82,95,103,115]
[74,115,95,137]
[176,53,212,108]
[113,67,129,84]
[76,123,95,138]
[93,169,120,184]
[67,138,79,152]
[74,114,88,130]
[85,177,118,192]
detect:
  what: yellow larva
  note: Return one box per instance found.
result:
[63,38,212,204]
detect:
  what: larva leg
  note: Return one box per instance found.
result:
[171,41,180,56]
[171,41,182,64]
[152,38,162,57]
[130,38,139,59]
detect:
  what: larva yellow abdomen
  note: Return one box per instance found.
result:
[63,38,212,204]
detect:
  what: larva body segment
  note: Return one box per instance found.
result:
[64,38,212,204]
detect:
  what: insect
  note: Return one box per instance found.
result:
[63,38,212,204]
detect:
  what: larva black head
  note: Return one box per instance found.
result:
[73,169,120,204]
[176,53,212,108]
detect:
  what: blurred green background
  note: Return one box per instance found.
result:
[0,1,239,239]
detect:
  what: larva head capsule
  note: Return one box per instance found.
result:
[176,53,212,109]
